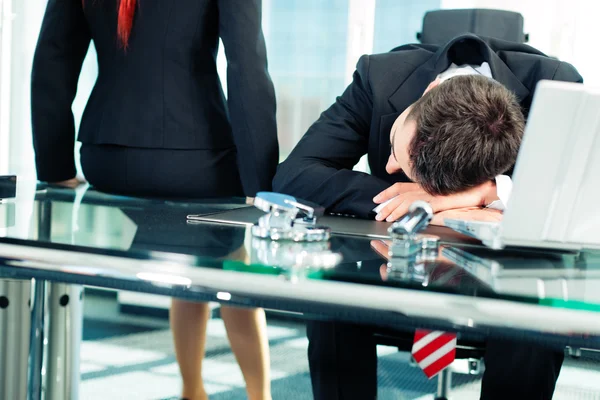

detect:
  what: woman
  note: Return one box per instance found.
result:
[31,1,278,399]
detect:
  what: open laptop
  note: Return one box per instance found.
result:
[445,80,600,250]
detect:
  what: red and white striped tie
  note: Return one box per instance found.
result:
[411,329,457,379]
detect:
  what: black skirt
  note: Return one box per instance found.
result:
[80,144,244,199]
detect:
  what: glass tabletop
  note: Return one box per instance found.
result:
[1,183,600,345]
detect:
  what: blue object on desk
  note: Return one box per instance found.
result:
[254,192,298,213]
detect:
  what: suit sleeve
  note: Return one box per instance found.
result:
[273,55,390,219]
[552,61,584,84]
[218,0,279,197]
[31,0,91,182]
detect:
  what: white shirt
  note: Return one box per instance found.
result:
[374,62,512,215]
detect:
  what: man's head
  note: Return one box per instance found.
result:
[386,75,525,195]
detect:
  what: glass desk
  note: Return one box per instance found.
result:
[1,184,600,399]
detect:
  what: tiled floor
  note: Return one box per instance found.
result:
[80,293,600,399]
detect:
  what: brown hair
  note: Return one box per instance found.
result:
[408,75,525,195]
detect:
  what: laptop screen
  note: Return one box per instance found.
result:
[502,80,600,247]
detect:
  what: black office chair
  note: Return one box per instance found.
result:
[417,8,529,45]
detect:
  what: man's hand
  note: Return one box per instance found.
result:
[370,239,391,261]
[373,181,495,222]
[431,207,503,226]
[51,177,86,189]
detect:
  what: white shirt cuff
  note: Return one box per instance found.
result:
[486,175,513,211]
[373,196,396,214]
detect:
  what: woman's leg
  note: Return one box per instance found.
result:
[220,306,272,400]
[170,299,211,400]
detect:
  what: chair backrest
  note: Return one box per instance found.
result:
[418,9,527,45]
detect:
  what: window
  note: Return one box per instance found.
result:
[374,0,440,53]
[263,0,351,158]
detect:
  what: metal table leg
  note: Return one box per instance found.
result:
[28,200,84,400]
[28,279,46,400]
[435,368,452,400]
[45,283,83,400]
[0,278,32,400]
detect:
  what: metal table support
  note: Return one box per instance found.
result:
[435,369,452,400]
[45,283,83,400]
[0,278,32,400]
[28,279,45,400]
[27,200,84,400]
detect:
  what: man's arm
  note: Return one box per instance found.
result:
[31,0,91,183]
[218,0,279,196]
[552,61,584,84]
[273,56,390,218]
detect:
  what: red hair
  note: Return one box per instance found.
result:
[83,0,137,49]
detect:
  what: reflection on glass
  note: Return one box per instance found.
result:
[440,246,500,288]
[0,202,15,230]
[251,238,341,270]
[50,203,137,249]
[136,272,192,288]
[0,198,138,250]
[441,246,600,305]
[216,291,232,301]
[371,239,493,293]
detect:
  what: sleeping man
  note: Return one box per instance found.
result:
[273,34,582,400]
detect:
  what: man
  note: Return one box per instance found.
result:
[273,34,582,399]
[376,72,523,223]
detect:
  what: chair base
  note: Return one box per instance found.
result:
[436,369,452,399]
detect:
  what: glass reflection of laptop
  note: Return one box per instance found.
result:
[445,80,600,251]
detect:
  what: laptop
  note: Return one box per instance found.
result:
[445,80,600,250]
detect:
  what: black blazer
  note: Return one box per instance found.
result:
[31,0,278,197]
[273,34,582,219]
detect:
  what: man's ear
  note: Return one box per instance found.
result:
[422,78,441,97]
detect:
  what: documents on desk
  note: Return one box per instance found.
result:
[445,80,600,251]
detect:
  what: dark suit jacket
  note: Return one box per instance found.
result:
[31,0,278,197]
[273,34,582,219]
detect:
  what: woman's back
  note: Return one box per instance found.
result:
[32,0,278,197]
[80,0,231,149]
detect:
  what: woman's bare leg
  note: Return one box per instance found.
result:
[220,306,272,400]
[170,299,211,400]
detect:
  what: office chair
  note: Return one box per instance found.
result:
[417,9,529,45]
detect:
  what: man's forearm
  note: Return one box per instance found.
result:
[273,162,389,219]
